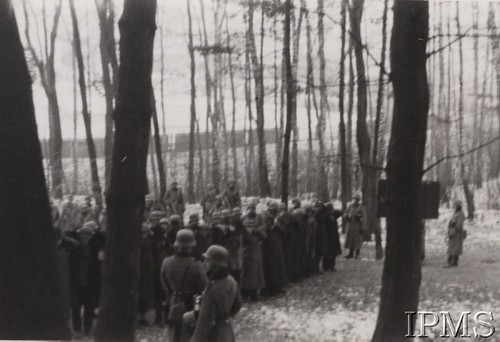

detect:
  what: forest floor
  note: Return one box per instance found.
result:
[134,208,500,341]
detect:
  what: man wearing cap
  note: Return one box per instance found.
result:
[344,193,366,259]
[223,180,241,210]
[201,184,217,223]
[61,195,79,231]
[240,202,266,300]
[163,181,186,218]
[191,245,242,342]
[68,221,101,336]
[161,229,208,341]
[150,212,168,326]
[261,202,287,296]
[221,209,243,283]
[166,215,183,257]
[138,219,155,326]
[444,200,466,268]
[293,208,308,280]
[187,213,211,261]
[323,203,342,271]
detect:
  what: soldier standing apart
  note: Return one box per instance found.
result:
[444,200,466,268]
[343,193,366,259]
[223,180,241,210]
[161,229,208,342]
[164,181,186,218]
[201,185,217,223]
[190,245,243,342]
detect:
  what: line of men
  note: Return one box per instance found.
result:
[50,180,364,338]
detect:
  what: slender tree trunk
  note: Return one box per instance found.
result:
[187,0,197,202]
[94,0,157,339]
[281,0,293,206]
[22,0,65,199]
[372,1,429,339]
[196,119,204,199]
[316,0,329,202]
[70,0,103,213]
[472,3,481,188]
[290,4,304,197]
[72,38,79,194]
[347,44,355,198]
[455,3,475,219]
[151,92,166,199]
[224,3,238,185]
[273,4,280,195]
[305,4,314,193]
[149,134,159,199]
[0,3,72,338]
[338,0,348,210]
[372,0,389,260]
[350,0,376,238]
[248,0,272,196]
[248,0,271,197]
[95,0,115,190]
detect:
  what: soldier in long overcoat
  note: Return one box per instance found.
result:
[161,229,208,341]
[323,203,342,271]
[164,182,186,218]
[190,246,242,342]
[261,202,288,296]
[344,194,366,259]
[240,204,266,300]
[222,180,241,210]
[444,201,466,268]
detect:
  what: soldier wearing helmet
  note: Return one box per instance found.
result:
[190,245,242,342]
[161,229,208,341]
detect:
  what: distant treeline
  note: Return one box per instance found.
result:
[40,128,277,159]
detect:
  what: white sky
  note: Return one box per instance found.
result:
[13,0,499,141]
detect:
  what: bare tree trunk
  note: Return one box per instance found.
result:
[0,3,72,337]
[22,0,65,199]
[95,0,116,190]
[350,0,376,238]
[94,0,156,339]
[372,0,389,260]
[455,2,475,220]
[472,3,481,188]
[316,0,329,202]
[281,0,294,206]
[372,1,429,339]
[196,119,204,199]
[72,38,79,194]
[290,4,304,197]
[149,135,159,199]
[151,92,166,199]
[70,0,103,213]
[347,44,355,198]
[273,4,280,195]
[224,2,239,184]
[248,0,272,196]
[338,0,348,210]
[305,4,314,193]
[187,0,196,202]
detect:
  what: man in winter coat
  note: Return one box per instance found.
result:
[343,194,366,259]
[61,195,79,231]
[164,181,186,217]
[323,203,342,271]
[161,229,208,341]
[444,200,466,268]
[241,203,266,301]
[223,180,241,210]
[261,202,288,296]
[190,245,242,342]
[68,221,102,335]
[220,209,243,283]
[187,213,211,261]
[201,184,217,223]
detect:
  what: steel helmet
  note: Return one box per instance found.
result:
[202,245,228,267]
[174,229,196,248]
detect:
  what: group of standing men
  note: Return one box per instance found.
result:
[50,179,369,340]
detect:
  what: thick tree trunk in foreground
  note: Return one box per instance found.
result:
[94,0,157,339]
[372,1,429,340]
[70,0,104,213]
[0,2,71,338]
